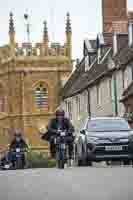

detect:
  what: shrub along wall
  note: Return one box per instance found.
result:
[26,151,56,168]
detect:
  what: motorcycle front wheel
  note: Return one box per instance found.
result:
[56,149,65,169]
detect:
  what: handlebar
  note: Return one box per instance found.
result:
[10,148,27,153]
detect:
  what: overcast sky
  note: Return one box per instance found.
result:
[0,0,133,59]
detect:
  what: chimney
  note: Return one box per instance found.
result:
[113,33,117,55]
[128,22,133,47]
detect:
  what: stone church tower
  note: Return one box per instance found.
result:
[0,12,72,152]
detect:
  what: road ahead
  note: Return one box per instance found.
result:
[0,166,132,200]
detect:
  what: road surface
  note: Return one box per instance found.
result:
[0,166,132,200]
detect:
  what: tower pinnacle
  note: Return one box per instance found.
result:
[9,12,15,34]
[43,20,48,41]
[65,12,72,60]
[42,20,49,56]
[66,12,71,33]
[9,12,16,55]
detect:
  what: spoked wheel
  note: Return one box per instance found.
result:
[75,145,92,167]
[58,159,65,169]
[15,158,24,169]
[56,150,65,169]
[74,145,83,167]
[77,159,83,166]
[123,160,130,166]
[82,158,92,167]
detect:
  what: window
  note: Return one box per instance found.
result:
[109,78,112,98]
[87,119,130,132]
[37,48,41,56]
[96,83,101,105]
[68,101,72,120]
[34,83,48,109]
[122,70,125,90]
[0,84,6,112]
[0,97,5,112]
[76,96,81,115]
[65,101,67,112]
[132,66,133,81]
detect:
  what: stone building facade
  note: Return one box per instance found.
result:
[0,13,73,152]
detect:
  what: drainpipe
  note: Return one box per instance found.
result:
[87,89,91,118]
[113,73,118,116]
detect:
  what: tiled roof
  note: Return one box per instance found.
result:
[61,58,85,97]
[112,33,133,67]
[61,60,108,99]
[61,45,113,99]
[113,47,133,66]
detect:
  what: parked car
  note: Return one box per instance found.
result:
[75,117,133,166]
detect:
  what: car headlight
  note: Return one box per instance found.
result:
[87,137,98,143]
[129,134,133,142]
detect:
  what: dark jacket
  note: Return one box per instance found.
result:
[41,118,75,141]
[10,138,28,150]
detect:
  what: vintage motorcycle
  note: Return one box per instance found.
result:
[11,147,26,169]
[0,152,12,170]
[53,129,73,169]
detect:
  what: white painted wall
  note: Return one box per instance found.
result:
[60,64,133,134]
[90,77,114,117]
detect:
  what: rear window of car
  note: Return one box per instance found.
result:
[86,119,130,132]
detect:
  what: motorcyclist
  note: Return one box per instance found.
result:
[9,129,28,168]
[42,109,75,159]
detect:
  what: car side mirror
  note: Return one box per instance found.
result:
[80,130,85,135]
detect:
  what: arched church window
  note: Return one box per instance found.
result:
[34,83,48,109]
[37,48,40,56]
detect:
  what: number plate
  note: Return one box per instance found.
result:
[105,146,122,151]
[60,132,65,136]
[16,148,20,153]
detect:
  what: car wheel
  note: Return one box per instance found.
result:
[106,161,110,166]
[83,158,92,167]
[75,144,84,167]
[123,160,130,165]
[77,159,83,166]
[88,161,93,166]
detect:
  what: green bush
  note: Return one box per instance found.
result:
[26,151,56,168]
[48,159,56,168]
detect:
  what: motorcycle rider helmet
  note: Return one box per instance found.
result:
[14,129,22,138]
[56,109,65,118]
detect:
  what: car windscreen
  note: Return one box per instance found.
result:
[86,119,130,132]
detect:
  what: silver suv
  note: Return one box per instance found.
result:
[75,117,133,166]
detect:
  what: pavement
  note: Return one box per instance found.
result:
[0,165,132,200]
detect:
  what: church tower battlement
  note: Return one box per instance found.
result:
[7,12,72,61]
